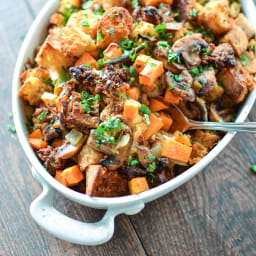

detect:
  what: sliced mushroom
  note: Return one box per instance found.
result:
[179,97,208,121]
[172,33,208,69]
[165,22,183,31]
[209,103,235,122]
[194,68,216,97]
[172,0,196,21]
[136,145,153,168]
[154,42,185,73]
[165,71,195,102]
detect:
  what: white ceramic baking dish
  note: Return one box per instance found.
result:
[12,0,256,245]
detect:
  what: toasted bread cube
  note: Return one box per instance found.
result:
[67,10,100,39]
[36,26,96,73]
[86,165,128,197]
[78,145,104,171]
[221,25,248,56]
[239,51,256,74]
[128,177,149,195]
[96,7,133,49]
[131,21,158,40]
[58,0,81,13]
[49,13,65,27]
[197,0,231,35]
[234,14,254,40]
[19,68,52,106]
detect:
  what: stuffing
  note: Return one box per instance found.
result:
[96,7,133,49]
[58,0,81,13]
[234,13,254,40]
[36,26,96,73]
[131,21,159,40]
[19,68,52,106]
[67,9,101,39]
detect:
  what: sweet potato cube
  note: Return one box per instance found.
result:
[133,54,151,72]
[144,113,163,140]
[149,98,168,112]
[160,112,173,132]
[103,43,122,61]
[28,139,48,150]
[61,165,84,186]
[127,87,140,100]
[128,177,149,195]
[55,170,69,187]
[75,52,98,68]
[172,131,192,147]
[163,89,181,104]
[123,99,140,121]
[144,0,173,6]
[161,137,192,163]
[139,58,164,87]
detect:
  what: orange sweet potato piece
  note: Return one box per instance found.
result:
[163,89,181,104]
[75,52,98,68]
[61,165,84,187]
[123,99,140,121]
[127,87,140,100]
[28,138,48,150]
[41,92,58,111]
[144,113,163,140]
[133,54,150,72]
[172,130,192,147]
[55,170,69,187]
[161,137,192,163]
[28,129,42,139]
[128,177,149,194]
[103,43,122,61]
[149,98,168,112]
[160,112,173,132]
[139,58,164,87]
[144,0,173,5]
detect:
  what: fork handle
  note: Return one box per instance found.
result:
[189,121,256,133]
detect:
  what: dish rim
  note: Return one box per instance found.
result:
[12,0,256,208]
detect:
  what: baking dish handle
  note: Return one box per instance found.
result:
[30,167,145,245]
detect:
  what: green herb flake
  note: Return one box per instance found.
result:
[82,0,93,10]
[7,124,16,134]
[144,114,150,126]
[168,50,181,64]
[130,159,139,168]
[158,41,169,49]
[84,63,91,68]
[8,112,13,120]
[132,0,140,9]
[37,112,47,120]
[109,28,115,35]
[81,91,100,114]
[61,4,79,25]
[80,20,90,27]
[93,117,123,146]
[145,155,156,161]
[169,82,175,90]
[188,67,200,77]
[155,22,173,39]
[58,66,71,87]
[251,164,256,173]
[179,132,183,136]
[108,14,114,19]
[98,27,105,42]
[189,8,199,18]
[147,162,157,173]
[139,104,152,115]
[239,55,249,67]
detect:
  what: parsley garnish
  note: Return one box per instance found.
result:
[145,155,156,161]
[84,64,91,68]
[158,41,169,49]
[251,164,256,173]
[58,67,71,87]
[93,117,123,146]
[139,104,151,115]
[171,74,184,82]
[98,27,105,42]
[81,91,100,114]
[144,114,150,126]
[109,28,115,35]
[129,158,139,168]
[132,0,140,9]
[168,50,181,64]
[189,8,199,18]
[37,112,47,120]
[169,82,175,90]
[239,55,249,67]
[80,20,90,27]
[61,4,79,25]
[155,22,173,39]
[119,39,136,51]
[7,124,16,134]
